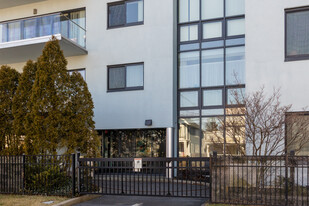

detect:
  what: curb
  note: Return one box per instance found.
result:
[53,195,101,206]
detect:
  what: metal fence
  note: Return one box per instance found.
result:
[211,153,309,206]
[78,157,210,198]
[0,154,76,196]
[1,153,309,205]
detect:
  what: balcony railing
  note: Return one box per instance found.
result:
[0,12,86,48]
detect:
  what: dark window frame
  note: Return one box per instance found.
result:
[107,0,144,29]
[107,62,144,92]
[285,6,309,61]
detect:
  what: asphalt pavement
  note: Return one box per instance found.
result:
[73,195,207,206]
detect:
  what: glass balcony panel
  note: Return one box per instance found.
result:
[7,21,21,42]
[39,16,53,36]
[0,12,86,48]
[24,18,37,39]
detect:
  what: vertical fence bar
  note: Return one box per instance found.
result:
[77,153,81,194]
[72,153,76,197]
[22,155,25,195]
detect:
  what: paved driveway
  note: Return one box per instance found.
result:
[73,195,207,206]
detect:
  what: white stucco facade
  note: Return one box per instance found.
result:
[0,0,177,131]
[246,0,309,111]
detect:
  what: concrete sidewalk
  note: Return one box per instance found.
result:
[73,195,208,206]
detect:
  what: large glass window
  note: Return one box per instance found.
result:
[179,51,200,88]
[180,24,198,42]
[201,0,223,20]
[180,91,199,108]
[227,18,245,36]
[203,89,223,107]
[179,0,200,23]
[178,0,245,157]
[226,46,245,85]
[108,63,144,91]
[202,49,224,87]
[108,0,143,28]
[225,0,245,17]
[201,117,224,157]
[203,21,222,39]
[286,8,309,60]
[179,118,200,157]
[227,88,245,105]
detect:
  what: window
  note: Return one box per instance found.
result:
[108,0,143,28]
[179,51,200,88]
[226,46,245,85]
[227,87,245,105]
[286,112,309,156]
[203,89,223,107]
[225,0,245,17]
[179,0,200,23]
[180,91,199,108]
[202,49,224,87]
[286,7,309,61]
[180,24,198,42]
[227,18,245,37]
[68,69,86,80]
[203,21,223,39]
[201,0,223,20]
[108,63,144,91]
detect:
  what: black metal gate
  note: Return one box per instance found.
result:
[78,157,210,198]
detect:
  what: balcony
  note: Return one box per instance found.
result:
[0,12,87,65]
[0,0,47,9]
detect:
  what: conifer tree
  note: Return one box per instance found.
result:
[12,60,37,154]
[26,37,70,155]
[0,65,21,155]
[63,72,100,156]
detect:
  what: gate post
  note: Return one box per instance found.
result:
[166,128,173,179]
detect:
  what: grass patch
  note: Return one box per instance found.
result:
[0,194,68,206]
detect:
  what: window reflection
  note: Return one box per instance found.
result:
[225,116,245,155]
[286,113,309,156]
[179,118,200,157]
[202,117,224,157]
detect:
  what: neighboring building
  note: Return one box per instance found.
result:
[0,0,308,157]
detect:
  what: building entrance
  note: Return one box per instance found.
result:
[101,129,166,158]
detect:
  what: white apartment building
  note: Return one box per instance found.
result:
[0,0,308,157]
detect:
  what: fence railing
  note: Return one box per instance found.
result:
[211,153,309,206]
[0,154,76,196]
[1,152,308,205]
[78,157,210,198]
